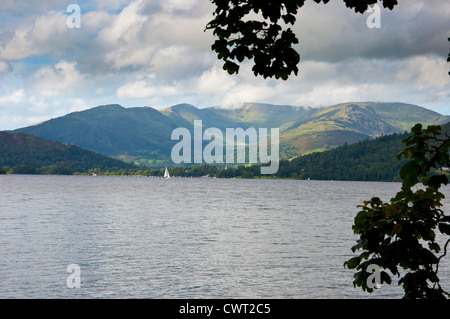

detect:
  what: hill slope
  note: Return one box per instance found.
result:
[11,102,450,164]
[221,121,450,181]
[13,104,179,160]
[280,102,450,157]
[0,131,135,174]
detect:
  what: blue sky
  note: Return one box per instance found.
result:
[0,0,449,130]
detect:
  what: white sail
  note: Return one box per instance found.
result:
[164,167,170,179]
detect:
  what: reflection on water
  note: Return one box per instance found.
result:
[0,175,448,298]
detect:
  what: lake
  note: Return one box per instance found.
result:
[0,175,448,298]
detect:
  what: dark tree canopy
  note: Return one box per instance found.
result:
[205,0,450,299]
[345,124,450,299]
[206,0,398,79]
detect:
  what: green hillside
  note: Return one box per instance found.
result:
[279,102,450,157]
[219,122,450,181]
[4,121,449,180]
[215,132,407,181]
[13,104,179,160]
[160,103,241,131]
[10,102,450,166]
[0,131,135,174]
[210,102,317,130]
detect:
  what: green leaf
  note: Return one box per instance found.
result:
[381,271,392,285]
[429,242,440,253]
[281,13,296,25]
[428,174,448,189]
[344,257,360,269]
[399,161,420,187]
[223,60,239,75]
[438,222,450,235]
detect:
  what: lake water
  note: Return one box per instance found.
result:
[0,175,448,299]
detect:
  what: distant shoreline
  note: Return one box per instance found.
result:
[0,173,405,183]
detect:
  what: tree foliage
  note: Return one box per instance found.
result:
[0,133,135,175]
[206,0,398,79]
[344,124,450,299]
[211,131,412,181]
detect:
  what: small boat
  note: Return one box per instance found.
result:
[164,167,170,179]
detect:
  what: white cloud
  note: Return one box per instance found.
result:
[98,0,147,45]
[197,64,237,94]
[221,84,276,109]
[116,80,179,99]
[95,0,213,72]
[31,61,85,97]
[97,0,153,69]
[0,11,69,60]
[396,55,449,89]
[82,10,114,30]
[0,89,25,104]
[161,0,199,13]
[69,98,90,112]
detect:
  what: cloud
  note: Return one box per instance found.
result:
[396,55,449,89]
[30,61,85,97]
[161,0,200,13]
[69,98,90,112]
[0,0,449,131]
[0,61,11,73]
[97,0,147,46]
[197,64,237,94]
[93,0,130,10]
[116,79,179,99]
[0,11,69,60]
[0,0,68,14]
[294,0,449,62]
[0,89,25,104]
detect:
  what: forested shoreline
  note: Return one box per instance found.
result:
[2,131,426,182]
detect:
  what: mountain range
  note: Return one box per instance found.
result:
[10,102,450,165]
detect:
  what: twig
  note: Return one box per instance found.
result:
[435,238,450,276]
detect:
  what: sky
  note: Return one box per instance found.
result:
[0,0,449,130]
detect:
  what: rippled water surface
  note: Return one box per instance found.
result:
[0,175,448,298]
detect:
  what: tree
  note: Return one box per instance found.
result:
[206,0,398,79]
[344,124,450,299]
[206,0,450,299]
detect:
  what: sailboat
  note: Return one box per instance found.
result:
[164,167,170,179]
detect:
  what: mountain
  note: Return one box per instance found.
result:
[13,104,179,160]
[159,102,316,131]
[0,131,135,174]
[209,102,317,130]
[160,103,240,131]
[279,102,450,157]
[11,101,450,164]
